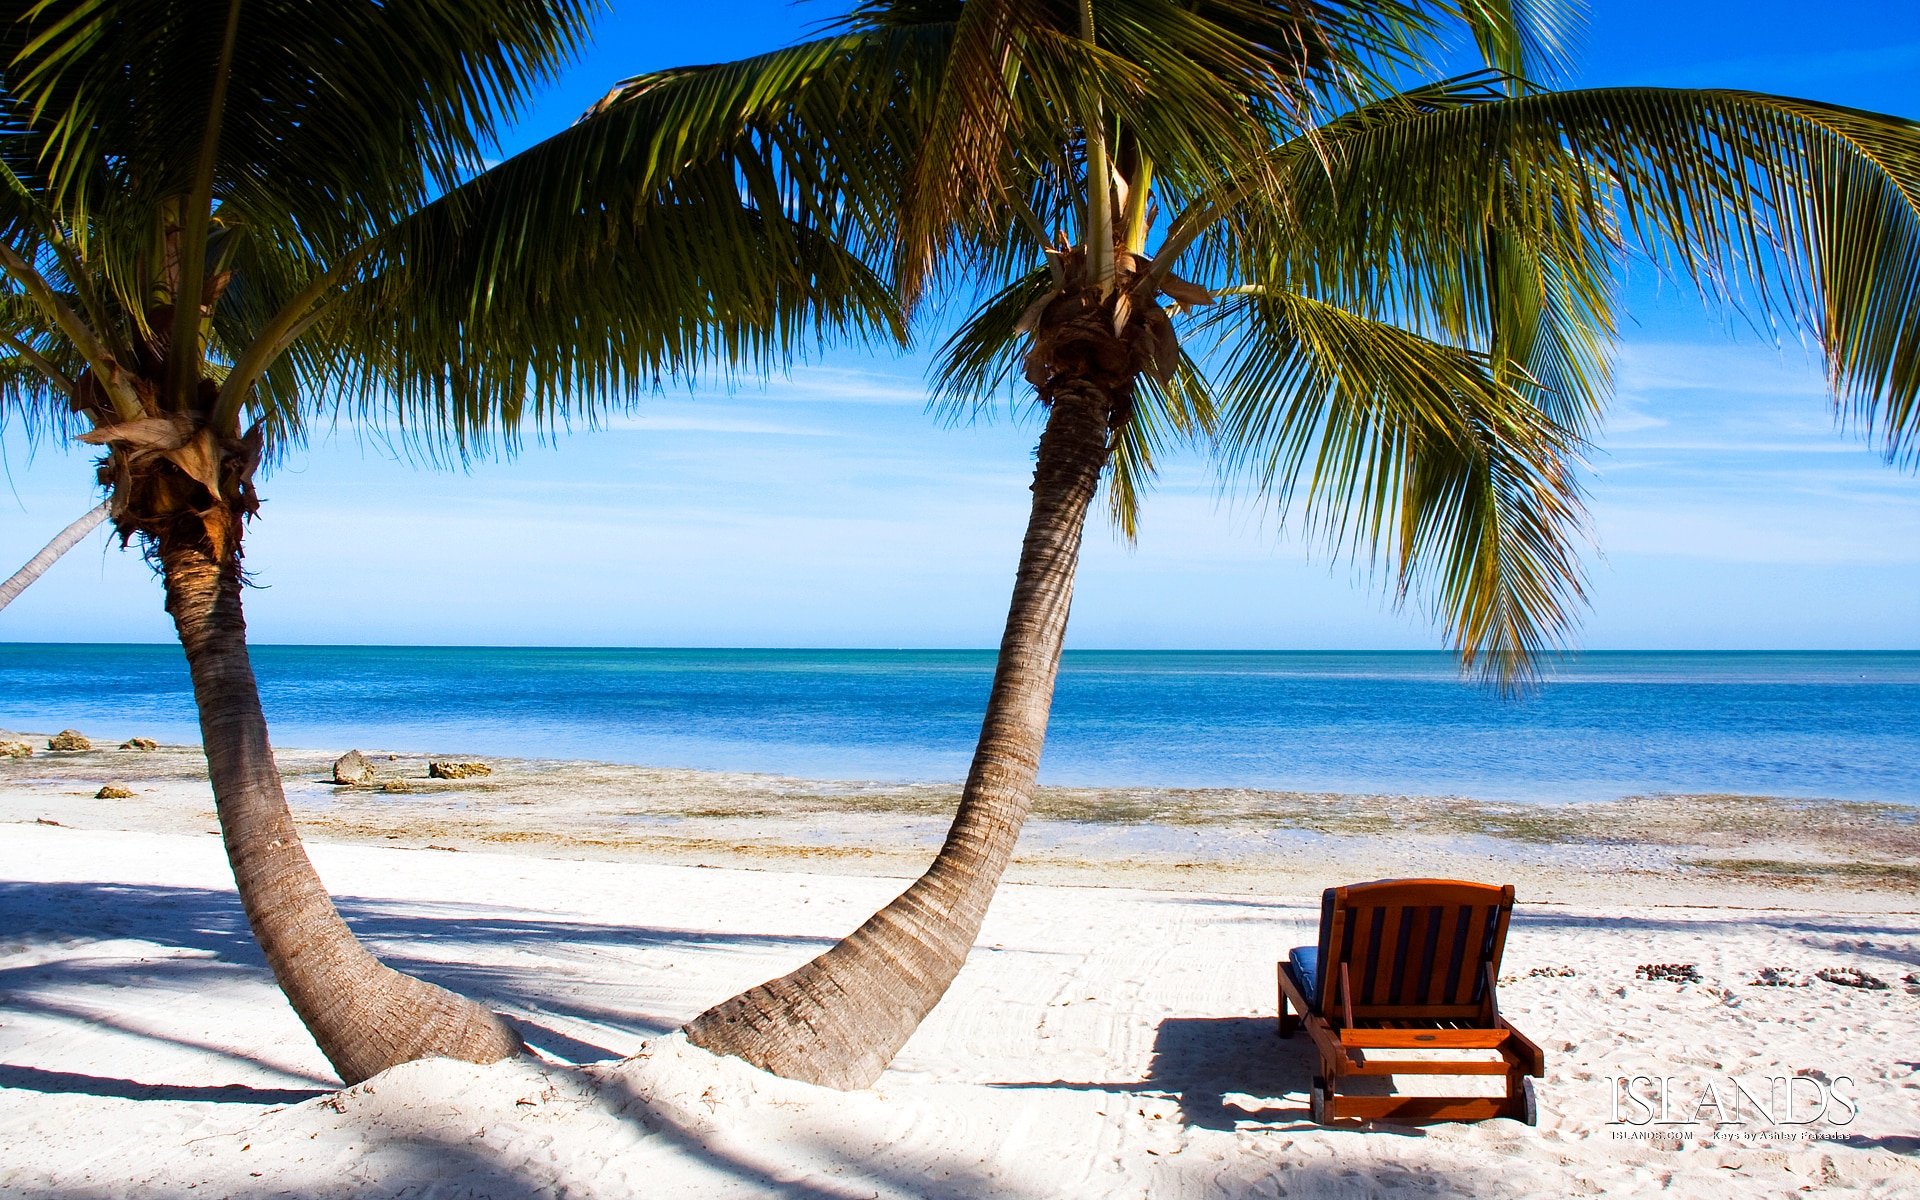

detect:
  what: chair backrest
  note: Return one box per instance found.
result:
[1313,878,1515,1020]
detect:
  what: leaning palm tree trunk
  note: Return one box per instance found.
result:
[0,501,107,613]
[684,378,1116,1089]
[159,522,521,1085]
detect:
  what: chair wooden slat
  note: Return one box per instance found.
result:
[1365,906,1392,1003]
[1377,903,1408,1004]
[1412,904,1441,1003]
[1352,906,1382,1005]
[1446,905,1473,1006]
[1427,903,1462,1005]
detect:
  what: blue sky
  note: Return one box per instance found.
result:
[2,0,1916,651]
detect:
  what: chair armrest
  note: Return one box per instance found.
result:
[1498,1016,1547,1076]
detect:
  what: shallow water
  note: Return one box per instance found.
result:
[3,645,1916,804]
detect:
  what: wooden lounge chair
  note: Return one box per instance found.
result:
[1276,878,1545,1125]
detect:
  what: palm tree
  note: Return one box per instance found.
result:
[0,0,893,1084]
[567,1,1920,1089]
[0,502,105,612]
[1,291,107,612]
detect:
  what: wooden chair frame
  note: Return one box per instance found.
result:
[1276,879,1545,1125]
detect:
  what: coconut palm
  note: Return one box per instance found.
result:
[1,293,107,611]
[566,1,1920,1089]
[0,0,894,1084]
[0,502,105,612]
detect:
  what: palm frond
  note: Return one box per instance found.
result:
[1203,288,1589,686]
[926,266,1056,420]
[1107,343,1215,540]
[1230,81,1920,464]
[340,139,905,456]
[1,0,592,238]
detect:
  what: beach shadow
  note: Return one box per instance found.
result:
[1509,910,1920,941]
[498,1013,626,1064]
[0,1063,326,1105]
[0,879,837,1073]
[0,990,341,1086]
[1504,911,1920,970]
[595,1069,1060,1200]
[1146,1016,1317,1130]
[987,1015,1316,1131]
[15,1133,577,1200]
[1841,1134,1920,1156]
[0,879,836,961]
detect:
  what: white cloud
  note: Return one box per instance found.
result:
[600,414,833,436]
[1614,341,1827,398]
[752,365,932,406]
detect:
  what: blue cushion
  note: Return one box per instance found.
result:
[1288,945,1319,1005]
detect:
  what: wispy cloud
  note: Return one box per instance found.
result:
[1614,342,1827,398]
[1601,406,1669,434]
[1602,439,1869,455]
[753,365,931,406]
[601,414,833,436]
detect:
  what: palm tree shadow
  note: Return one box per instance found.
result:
[0,879,834,1078]
[0,1063,326,1105]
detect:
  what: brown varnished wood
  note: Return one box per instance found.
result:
[1341,1058,1514,1076]
[1339,1027,1512,1049]
[1374,903,1405,1004]
[1427,902,1462,1005]
[1276,962,1299,1038]
[1501,1016,1546,1076]
[1276,878,1543,1125]
[1344,1003,1483,1019]
[1318,1096,1514,1123]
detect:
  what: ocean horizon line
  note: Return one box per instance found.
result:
[5,642,1918,655]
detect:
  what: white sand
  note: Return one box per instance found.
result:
[3,820,1918,1198]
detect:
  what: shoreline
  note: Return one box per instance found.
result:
[5,730,1915,907]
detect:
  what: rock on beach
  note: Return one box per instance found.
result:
[428,760,492,780]
[119,738,158,751]
[0,741,30,759]
[46,730,90,752]
[332,750,375,786]
[95,785,134,799]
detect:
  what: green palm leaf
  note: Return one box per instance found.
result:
[1242,80,1920,464]
[1203,287,1588,681]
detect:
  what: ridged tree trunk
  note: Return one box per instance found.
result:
[684,371,1119,1089]
[0,502,108,613]
[153,487,522,1086]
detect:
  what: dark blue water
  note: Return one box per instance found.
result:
[1,645,1915,803]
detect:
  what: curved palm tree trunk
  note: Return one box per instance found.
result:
[159,528,523,1085]
[0,501,108,613]
[684,380,1115,1089]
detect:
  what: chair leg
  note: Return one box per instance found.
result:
[1310,1076,1331,1124]
[1278,993,1297,1039]
[1500,1068,1538,1125]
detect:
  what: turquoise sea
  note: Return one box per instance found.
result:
[1,645,1916,804]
